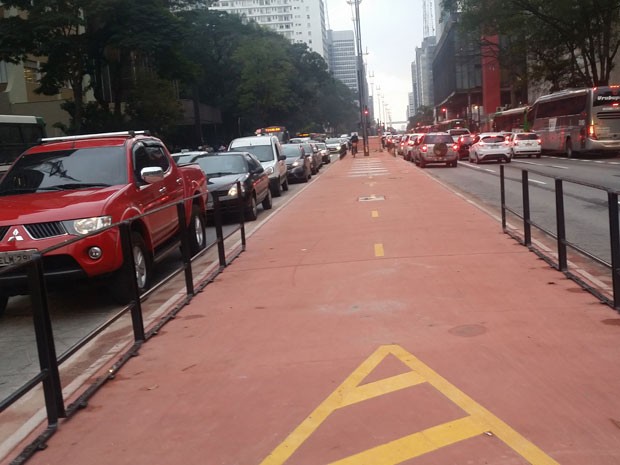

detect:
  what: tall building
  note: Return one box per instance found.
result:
[410,61,419,114]
[407,92,416,118]
[416,36,436,108]
[211,0,329,60]
[327,30,358,94]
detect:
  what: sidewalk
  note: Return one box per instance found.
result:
[5,137,620,465]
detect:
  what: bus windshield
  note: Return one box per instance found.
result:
[0,115,46,171]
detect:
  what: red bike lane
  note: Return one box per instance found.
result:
[6,136,620,465]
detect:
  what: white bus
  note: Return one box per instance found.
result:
[529,86,620,157]
[0,114,46,171]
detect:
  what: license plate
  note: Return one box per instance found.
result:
[0,249,37,267]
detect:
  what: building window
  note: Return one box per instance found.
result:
[23,60,40,83]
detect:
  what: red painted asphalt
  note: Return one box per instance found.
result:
[4,137,620,464]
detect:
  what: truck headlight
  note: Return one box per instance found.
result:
[63,216,113,235]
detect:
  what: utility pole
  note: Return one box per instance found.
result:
[347,0,370,156]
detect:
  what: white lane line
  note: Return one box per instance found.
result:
[548,165,568,169]
[484,168,496,173]
[529,179,546,185]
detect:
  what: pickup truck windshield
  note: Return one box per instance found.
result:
[0,147,127,196]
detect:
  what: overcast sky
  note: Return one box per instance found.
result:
[325,0,426,128]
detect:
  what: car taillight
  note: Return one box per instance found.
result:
[537,139,542,145]
[589,124,597,139]
[421,145,428,152]
[452,144,458,150]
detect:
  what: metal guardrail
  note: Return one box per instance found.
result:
[0,183,247,464]
[500,165,620,310]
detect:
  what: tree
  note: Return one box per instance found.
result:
[407,105,434,131]
[0,0,94,132]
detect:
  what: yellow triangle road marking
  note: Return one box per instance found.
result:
[259,345,560,465]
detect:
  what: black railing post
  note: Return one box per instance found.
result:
[236,181,246,250]
[522,170,531,246]
[176,202,195,296]
[118,222,145,342]
[500,165,506,230]
[213,195,227,268]
[26,253,65,423]
[555,179,568,271]
[608,191,620,309]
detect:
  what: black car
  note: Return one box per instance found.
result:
[282,144,312,183]
[282,144,312,182]
[191,152,272,221]
[456,134,475,160]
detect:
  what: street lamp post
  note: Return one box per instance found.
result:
[347,0,370,156]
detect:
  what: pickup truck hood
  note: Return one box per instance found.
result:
[0,186,125,225]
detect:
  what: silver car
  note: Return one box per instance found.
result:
[414,132,458,168]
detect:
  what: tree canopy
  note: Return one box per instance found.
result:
[0,3,358,143]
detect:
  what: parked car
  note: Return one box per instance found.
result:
[0,131,209,314]
[191,151,272,221]
[298,142,322,174]
[313,142,331,164]
[326,137,346,154]
[414,132,459,168]
[469,132,512,164]
[456,134,475,160]
[228,135,289,197]
[508,132,542,158]
[171,150,209,165]
[282,144,312,183]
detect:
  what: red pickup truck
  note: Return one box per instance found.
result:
[0,131,208,315]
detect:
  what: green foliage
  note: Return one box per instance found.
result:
[0,2,358,140]
[407,105,434,131]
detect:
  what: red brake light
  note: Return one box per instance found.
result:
[452,144,458,150]
[421,145,428,152]
[589,124,597,139]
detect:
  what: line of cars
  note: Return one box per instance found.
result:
[172,134,331,225]
[398,129,542,168]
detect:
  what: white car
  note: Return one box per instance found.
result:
[508,132,542,158]
[469,132,512,164]
[228,135,289,196]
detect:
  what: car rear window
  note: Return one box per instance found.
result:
[229,145,272,162]
[481,135,506,143]
[515,133,538,140]
[449,129,470,136]
[424,135,454,144]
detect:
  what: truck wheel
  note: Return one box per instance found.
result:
[245,195,258,221]
[110,232,152,305]
[262,189,273,210]
[0,294,8,317]
[188,204,206,255]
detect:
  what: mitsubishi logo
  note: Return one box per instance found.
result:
[7,229,24,242]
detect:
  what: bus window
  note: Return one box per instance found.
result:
[0,115,47,171]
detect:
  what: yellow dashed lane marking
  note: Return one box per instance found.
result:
[259,345,559,465]
[374,243,384,257]
[371,210,379,218]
